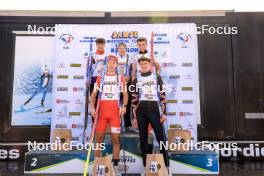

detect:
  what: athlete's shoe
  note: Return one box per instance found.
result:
[41,100,44,107]
[113,166,120,176]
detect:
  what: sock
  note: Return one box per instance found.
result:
[112,159,119,166]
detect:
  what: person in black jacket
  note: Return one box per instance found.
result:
[130,56,169,169]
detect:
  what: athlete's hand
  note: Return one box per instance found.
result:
[120,106,126,116]
[160,114,167,124]
[91,107,96,118]
[132,118,138,129]
[124,76,130,83]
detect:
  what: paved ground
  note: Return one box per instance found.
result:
[1,161,264,176]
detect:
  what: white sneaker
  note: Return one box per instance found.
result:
[113,166,120,176]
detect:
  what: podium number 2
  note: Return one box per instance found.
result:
[206,158,213,167]
[31,158,37,167]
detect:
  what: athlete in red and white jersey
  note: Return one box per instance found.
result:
[90,38,108,90]
[90,55,128,173]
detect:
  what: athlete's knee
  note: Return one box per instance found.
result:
[111,135,120,145]
[96,133,105,143]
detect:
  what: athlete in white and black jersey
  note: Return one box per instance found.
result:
[131,37,161,81]
[117,42,138,133]
[131,56,169,169]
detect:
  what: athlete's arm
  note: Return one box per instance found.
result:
[90,89,98,118]
[130,78,139,128]
[157,75,167,123]
[121,89,128,116]
[154,60,161,74]
[131,62,137,81]
[90,77,100,117]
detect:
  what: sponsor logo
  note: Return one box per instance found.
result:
[219,143,264,158]
[181,87,193,91]
[111,31,138,39]
[57,87,68,91]
[57,63,66,68]
[169,75,180,79]
[73,87,85,92]
[72,124,84,129]
[167,112,176,116]
[55,124,67,128]
[55,109,67,117]
[74,99,84,105]
[59,34,74,49]
[57,75,69,79]
[185,73,193,79]
[72,137,79,141]
[73,75,84,79]
[119,156,136,163]
[170,87,177,91]
[177,33,192,48]
[162,62,177,67]
[166,100,177,103]
[69,112,81,116]
[182,100,193,104]
[179,112,194,117]
[182,62,193,67]
[169,124,181,128]
[0,149,20,160]
[56,99,70,104]
[84,52,89,57]
[154,50,168,58]
[70,63,82,67]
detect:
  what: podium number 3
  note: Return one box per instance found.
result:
[31,158,37,167]
[206,158,213,167]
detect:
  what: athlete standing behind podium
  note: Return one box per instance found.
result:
[89,38,108,93]
[116,42,138,132]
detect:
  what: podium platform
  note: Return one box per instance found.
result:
[169,150,219,174]
[24,134,219,175]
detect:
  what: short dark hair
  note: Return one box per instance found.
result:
[137,37,147,43]
[138,56,150,63]
[96,38,105,44]
[118,42,127,48]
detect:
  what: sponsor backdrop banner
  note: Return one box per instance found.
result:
[50,24,200,144]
